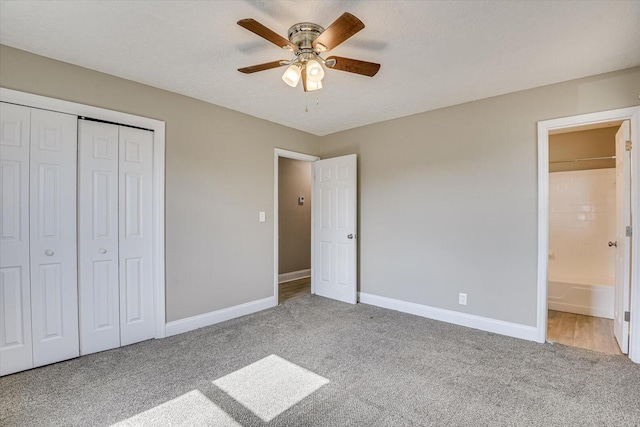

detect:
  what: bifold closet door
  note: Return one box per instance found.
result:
[78,123,155,352]
[1,105,78,374]
[29,108,79,367]
[0,103,33,376]
[78,120,120,355]
[118,126,154,346]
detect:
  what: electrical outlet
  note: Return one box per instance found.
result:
[459,293,467,306]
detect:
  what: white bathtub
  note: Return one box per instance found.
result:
[548,275,614,319]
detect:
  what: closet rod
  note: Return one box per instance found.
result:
[78,116,153,132]
[550,155,615,164]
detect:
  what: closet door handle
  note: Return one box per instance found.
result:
[45,249,54,256]
[608,241,617,247]
[99,248,107,254]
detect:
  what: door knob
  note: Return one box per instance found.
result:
[45,249,54,256]
[99,248,107,254]
[608,241,617,247]
[347,234,354,239]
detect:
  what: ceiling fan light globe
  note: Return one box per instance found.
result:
[306,80,323,91]
[306,59,325,82]
[282,65,301,87]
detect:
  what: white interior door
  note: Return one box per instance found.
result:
[29,108,79,367]
[78,120,121,355]
[118,126,155,346]
[313,154,357,304]
[0,102,33,376]
[614,120,631,354]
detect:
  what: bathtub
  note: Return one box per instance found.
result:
[548,275,614,319]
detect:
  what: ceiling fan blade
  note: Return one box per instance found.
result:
[237,19,297,51]
[313,13,365,51]
[238,60,288,74]
[301,67,309,92]
[326,56,380,77]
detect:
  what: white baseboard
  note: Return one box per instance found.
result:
[358,292,538,342]
[278,269,311,284]
[165,296,277,337]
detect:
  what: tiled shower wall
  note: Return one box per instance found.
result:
[548,168,616,284]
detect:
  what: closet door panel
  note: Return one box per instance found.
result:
[29,108,79,367]
[0,103,33,376]
[119,126,154,345]
[78,120,120,355]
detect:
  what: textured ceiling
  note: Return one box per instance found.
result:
[1,1,639,136]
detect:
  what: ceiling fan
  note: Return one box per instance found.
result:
[237,13,381,91]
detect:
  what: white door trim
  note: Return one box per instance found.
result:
[274,148,319,303]
[0,87,167,339]
[537,106,640,363]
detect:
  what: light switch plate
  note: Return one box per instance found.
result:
[259,211,266,222]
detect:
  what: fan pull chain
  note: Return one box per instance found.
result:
[304,93,319,112]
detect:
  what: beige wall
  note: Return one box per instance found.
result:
[318,67,640,327]
[0,45,321,322]
[278,158,312,274]
[549,127,617,172]
[2,43,639,328]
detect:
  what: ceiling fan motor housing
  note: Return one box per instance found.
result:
[288,23,325,52]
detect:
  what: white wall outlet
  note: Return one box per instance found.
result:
[459,293,467,306]
[259,211,266,222]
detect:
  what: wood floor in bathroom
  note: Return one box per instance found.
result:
[547,310,622,355]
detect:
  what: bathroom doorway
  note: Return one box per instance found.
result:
[546,122,622,354]
[537,106,640,363]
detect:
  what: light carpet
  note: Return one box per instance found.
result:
[1,295,639,426]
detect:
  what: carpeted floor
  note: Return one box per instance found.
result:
[1,295,639,426]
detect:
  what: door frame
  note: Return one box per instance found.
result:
[0,87,167,339]
[537,106,640,363]
[273,148,320,303]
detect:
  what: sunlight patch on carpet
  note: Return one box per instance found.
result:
[111,390,240,426]
[212,354,329,422]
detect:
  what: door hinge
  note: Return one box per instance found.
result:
[625,140,632,151]
[626,226,632,237]
[624,311,631,322]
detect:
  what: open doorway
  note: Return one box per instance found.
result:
[274,149,319,304]
[274,148,359,306]
[546,122,623,354]
[278,156,312,303]
[537,106,640,364]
